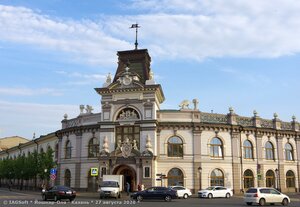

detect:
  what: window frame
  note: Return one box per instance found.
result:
[167,136,183,157]
[210,137,223,158]
[243,140,253,159]
[265,141,274,160]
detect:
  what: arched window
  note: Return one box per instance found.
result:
[65,169,71,187]
[244,169,254,189]
[210,169,224,186]
[266,170,275,187]
[65,140,71,159]
[88,138,99,158]
[167,168,183,186]
[167,137,183,157]
[40,148,44,154]
[285,143,293,161]
[210,138,223,158]
[286,170,295,188]
[265,142,274,160]
[244,140,253,159]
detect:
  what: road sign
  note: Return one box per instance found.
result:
[91,168,98,176]
[50,174,56,180]
[50,168,57,175]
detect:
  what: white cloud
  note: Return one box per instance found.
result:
[0,87,63,96]
[55,70,107,86]
[1,1,300,64]
[0,5,131,66]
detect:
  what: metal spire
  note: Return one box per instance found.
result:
[130,23,140,50]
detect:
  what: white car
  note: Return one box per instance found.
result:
[169,186,192,199]
[198,186,233,198]
[244,187,290,206]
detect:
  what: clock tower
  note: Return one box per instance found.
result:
[95,48,165,188]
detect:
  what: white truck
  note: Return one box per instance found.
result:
[98,175,124,199]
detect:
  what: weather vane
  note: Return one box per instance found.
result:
[130,23,140,50]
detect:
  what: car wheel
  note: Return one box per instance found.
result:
[69,198,74,202]
[118,193,121,199]
[54,195,58,202]
[42,194,47,201]
[208,193,213,199]
[259,198,266,206]
[137,195,143,202]
[100,195,103,199]
[282,198,288,206]
[225,193,230,198]
[246,202,252,206]
[183,193,188,199]
[165,195,172,202]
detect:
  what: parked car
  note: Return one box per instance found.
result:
[42,185,76,202]
[198,186,233,198]
[169,186,192,199]
[131,186,178,202]
[244,187,290,206]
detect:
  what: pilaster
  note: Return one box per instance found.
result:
[231,131,241,193]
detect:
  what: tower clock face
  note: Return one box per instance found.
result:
[123,76,132,85]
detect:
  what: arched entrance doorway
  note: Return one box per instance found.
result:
[266,170,275,187]
[244,169,254,190]
[113,165,136,192]
[87,169,98,192]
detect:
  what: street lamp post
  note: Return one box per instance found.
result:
[198,167,202,191]
[44,169,48,189]
[275,168,279,190]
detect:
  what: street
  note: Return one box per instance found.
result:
[0,189,299,207]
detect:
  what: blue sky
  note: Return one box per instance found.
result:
[1,0,300,139]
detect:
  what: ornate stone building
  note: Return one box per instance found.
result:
[1,48,300,193]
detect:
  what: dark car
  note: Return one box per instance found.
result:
[131,187,178,202]
[42,185,76,202]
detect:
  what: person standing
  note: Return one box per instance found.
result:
[126,182,130,196]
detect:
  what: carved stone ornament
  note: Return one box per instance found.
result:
[121,138,133,158]
[117,108,139,120]
[100,136,110,156]
[142,134,153,156]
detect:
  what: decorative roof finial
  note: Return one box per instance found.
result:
[292,115,296,122]
[130,23,140,50]
[273,113,278,119]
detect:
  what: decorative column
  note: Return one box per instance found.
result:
[193,127,202,193]
[276,135,284,191]
[75,131,82,190]
[231,131,241,194]
[56,134,63,186]
[255,132,264,187]
[296,136,300,192]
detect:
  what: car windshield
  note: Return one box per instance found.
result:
[206,187,215,190]
[100,181,118,187]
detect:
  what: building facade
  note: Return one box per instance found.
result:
[1,48,300,193]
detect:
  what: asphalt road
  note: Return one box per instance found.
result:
[0,189,299,207]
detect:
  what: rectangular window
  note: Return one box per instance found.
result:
[144,166,151,178]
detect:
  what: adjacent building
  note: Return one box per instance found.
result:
[1,48,299,193]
